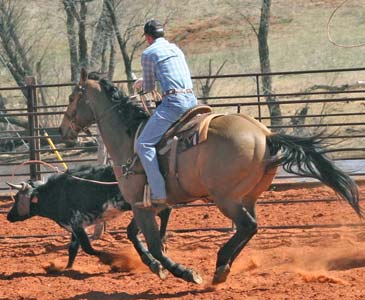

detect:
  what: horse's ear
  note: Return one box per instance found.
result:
[80,68,88,84]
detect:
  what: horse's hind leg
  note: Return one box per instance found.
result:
[212,168,276,283]
[213,201,257,284]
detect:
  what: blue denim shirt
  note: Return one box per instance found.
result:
[141,38,193,94]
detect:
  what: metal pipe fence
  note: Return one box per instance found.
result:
[0,67,365,237]
[0,67,365,191]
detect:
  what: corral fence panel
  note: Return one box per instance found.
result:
[0,67,364,233]
[1,67,364,189]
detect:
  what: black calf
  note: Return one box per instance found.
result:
[7,165,171,269]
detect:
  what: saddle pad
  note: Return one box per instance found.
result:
[198,113,222,143]
[158,112,223,155]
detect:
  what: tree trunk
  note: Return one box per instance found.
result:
[0,1,32,75]
[0,1,37,98]
[105,0,134,93]
[258,0,282,128]
[63,0,79,82]
[78,0,89,68]
[35,62,48,107]
[90,0,113,71]
[107,37,116,80]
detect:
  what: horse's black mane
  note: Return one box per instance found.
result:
[88,72,149,136]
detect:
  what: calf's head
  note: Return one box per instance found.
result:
[6,181,39,222]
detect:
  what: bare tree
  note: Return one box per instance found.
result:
[62,0,90,81]
[0,0,53,113]
[105,0,146,93]
[258,0,282,127]
[106,38,116,79]
[227,0,282,127]
[63,0,79,81]
[89,0,113,72]
[103,0,177,93]
[198,59,227,104]
[0,1,33,89]
[62,0,116,81]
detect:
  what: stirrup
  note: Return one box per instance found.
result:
[134,185,168,209]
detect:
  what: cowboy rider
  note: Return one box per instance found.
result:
[133,19,197,208]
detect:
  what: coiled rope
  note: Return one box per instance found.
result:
[327,0,365,48]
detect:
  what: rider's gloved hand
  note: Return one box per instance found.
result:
[133,78,143,90]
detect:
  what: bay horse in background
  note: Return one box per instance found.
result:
[59,68,362,284]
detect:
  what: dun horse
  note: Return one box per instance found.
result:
[59,69,362,284]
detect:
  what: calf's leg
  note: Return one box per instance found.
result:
[66,233,80,268]
[72,226,101,256]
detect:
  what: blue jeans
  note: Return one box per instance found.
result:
[136,93,197,200]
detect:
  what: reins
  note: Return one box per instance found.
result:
[138,90,162,116]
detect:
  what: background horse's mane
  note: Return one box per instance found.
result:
[87,72,149,136]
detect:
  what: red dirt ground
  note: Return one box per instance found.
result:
[0,185,364,300]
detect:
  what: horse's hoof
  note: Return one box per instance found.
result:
[150,262,168,280]
[183,269,203,284]
[213,264,230,284]
[157,268,169,280]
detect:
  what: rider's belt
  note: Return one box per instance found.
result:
[162,88,193,96]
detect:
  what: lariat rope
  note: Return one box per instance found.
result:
[327,0,365,48]
[132,89,162,116]
[8,160,118,198]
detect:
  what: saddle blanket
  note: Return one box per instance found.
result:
[158,112,223,155]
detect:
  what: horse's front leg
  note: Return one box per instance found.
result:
[127,218,168,279]
[132,207,202,284]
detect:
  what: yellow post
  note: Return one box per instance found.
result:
[44,131,68,170]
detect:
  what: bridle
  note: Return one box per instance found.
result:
[65,83,124,137]
[64,85,92,136]
[64,84,107,137]
[64,110,93,137]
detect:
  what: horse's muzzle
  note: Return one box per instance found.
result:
[58,126,78,142]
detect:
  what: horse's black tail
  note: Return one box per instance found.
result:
[267,133,362,218]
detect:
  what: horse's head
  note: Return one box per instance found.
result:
[59,68,95,142]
